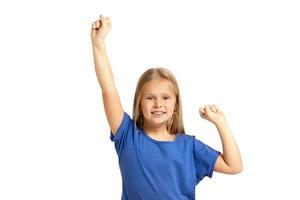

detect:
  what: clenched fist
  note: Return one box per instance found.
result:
[199,104,226,125]
[91,15,112,48]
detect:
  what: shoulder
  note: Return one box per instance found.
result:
[121,111,140,132]
[118,111,133,128]
[178,133,195,140]
[110,111,137,141]
[177,133,212,150]
[177,133,196,145]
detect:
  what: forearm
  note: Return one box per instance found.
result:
[92,42,116,92]
[215,120,243,171]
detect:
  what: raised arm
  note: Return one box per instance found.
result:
[200,104,243,174]
[91,15,124,135]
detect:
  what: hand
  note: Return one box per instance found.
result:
[199,104,226,125]
[91,15,112,48]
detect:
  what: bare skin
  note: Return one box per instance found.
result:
[200,105,243,174]
[140,79,177,141]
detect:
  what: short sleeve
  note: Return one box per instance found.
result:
[193,137,220,184]
[109,112,135,156]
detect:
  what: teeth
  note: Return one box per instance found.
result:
[152,112,165,115]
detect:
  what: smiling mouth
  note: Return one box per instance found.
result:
[151,111,166,115]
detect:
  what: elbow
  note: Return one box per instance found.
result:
[230,163,243,174]
[231,166,243,174]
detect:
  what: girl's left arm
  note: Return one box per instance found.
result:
[214,119,243,174]
[200,105,243,174]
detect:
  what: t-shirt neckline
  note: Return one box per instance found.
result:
[140,128,178,144]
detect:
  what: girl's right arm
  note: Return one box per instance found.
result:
[91,15,124,135]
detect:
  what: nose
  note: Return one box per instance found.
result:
[154,99,162,108]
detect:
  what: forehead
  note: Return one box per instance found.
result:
[142,79,175,96]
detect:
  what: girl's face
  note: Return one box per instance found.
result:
[140,79,176,128]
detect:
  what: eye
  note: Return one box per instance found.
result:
[146,97,153,100]
[163,96,170,100]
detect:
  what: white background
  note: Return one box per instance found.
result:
[1,0,299,199]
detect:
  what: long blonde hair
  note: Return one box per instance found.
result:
[133,67,185,134]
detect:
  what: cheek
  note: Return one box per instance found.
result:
[167,102,176,111]
[141,102,150,111]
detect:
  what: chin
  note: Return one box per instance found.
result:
[149,116,171,124]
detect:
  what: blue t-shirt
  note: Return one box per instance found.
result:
[110,112,220,200]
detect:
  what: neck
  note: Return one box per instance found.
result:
[142,123,176,142]
[143,123,168,136]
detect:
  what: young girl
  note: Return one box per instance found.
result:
[91,15,243,200]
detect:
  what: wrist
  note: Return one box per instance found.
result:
[92,40,106,49]
[214,118,227,127]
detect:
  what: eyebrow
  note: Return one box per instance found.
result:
[143,93,173,96]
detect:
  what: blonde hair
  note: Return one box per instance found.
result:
[133,67,185,134]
